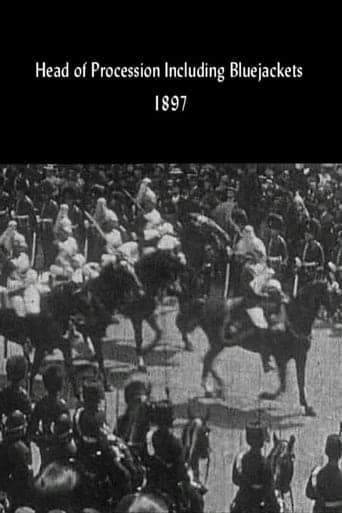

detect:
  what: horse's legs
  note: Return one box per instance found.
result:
[175,311,194,352]
[295,349,316,416]
[201,339,225,398]
[144,313,162,351]
[29,347,44,397]
[130,318,146,371]
[259,353,287,401]
[59,337,80,399]
[92,333,112,392]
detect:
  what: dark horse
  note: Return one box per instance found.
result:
[73,250,188,390]
[176,280,332,416]
[0,281,81,395]
[115,411,210,513]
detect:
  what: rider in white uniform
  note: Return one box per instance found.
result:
[50,218,81,280]
[7,234,30,317]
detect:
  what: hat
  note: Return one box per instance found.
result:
[124,373,151,404]
[4,410,27,436]
[268,213,284,231]
[325,434,342,458]
[246,421,268,447]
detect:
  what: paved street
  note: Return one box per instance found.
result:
[1,309,342,513]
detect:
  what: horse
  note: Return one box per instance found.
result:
[176,280,333,416]
[267,433,296,513]
[0,280,82,396]
[73,250,188,389]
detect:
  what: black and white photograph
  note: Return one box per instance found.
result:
[0,163,342,513]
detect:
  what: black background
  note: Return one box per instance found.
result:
[1,26,340,163]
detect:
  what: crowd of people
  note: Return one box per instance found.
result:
[0,355,341,513]
[1,163,342,512]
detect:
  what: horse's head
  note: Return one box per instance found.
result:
[297,279,332,315]
[182,406,211,464]
[268,433,295,495]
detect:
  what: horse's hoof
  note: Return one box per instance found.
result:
[304,405,316,417]
[259,391,276,401]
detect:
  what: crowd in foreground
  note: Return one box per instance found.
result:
[0,354,341,513]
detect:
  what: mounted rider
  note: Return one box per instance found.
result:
[306,434,342,513]
[235,225,288,333]
[0,356,32,428]
[28,364,69,469]
[50,217,84,282]
[0,410,33,512]
[73,381,137,505]
[116,373,151,448]
[296,218,325,285]
[6,233,31,317]
[231,421,280,513]
[266,213,288,278]
[146,399,204,513]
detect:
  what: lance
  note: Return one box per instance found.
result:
[122,188,146,215]
[224,260,231,300]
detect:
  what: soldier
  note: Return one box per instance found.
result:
[146,399,204,513]
[231,421,280,513]
[0,175,11,234]
[62,186,85,249]
[115,373,151,454]
[73,381,134,504]
[51,218,80,280]
[136,177,157,210]
[0,410,33,512]
[13,181,37,259]
[329,225,342,284]
[27,364,69,469]
[296,218,325,285]
[306,434,342,513]
[266,213,288,278]
[0,355,32,426]
[37,412,77,467]
[39,179,59,269]
[7,234,31,318]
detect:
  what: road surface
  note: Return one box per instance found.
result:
[1,306,341,513]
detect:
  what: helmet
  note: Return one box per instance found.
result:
[82,380,105,405]
[266,279,282,293]
[325,434,342,459]
[149,400,174,427]
[246,421,268,448]
[268,213,284,231]
[6,355,28,382]
[305,218,321,239]
[124,374,151,405]
[53,413,73,440]
[231,208,248,227]
[42,364,65,394]
[4,410,27,437]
